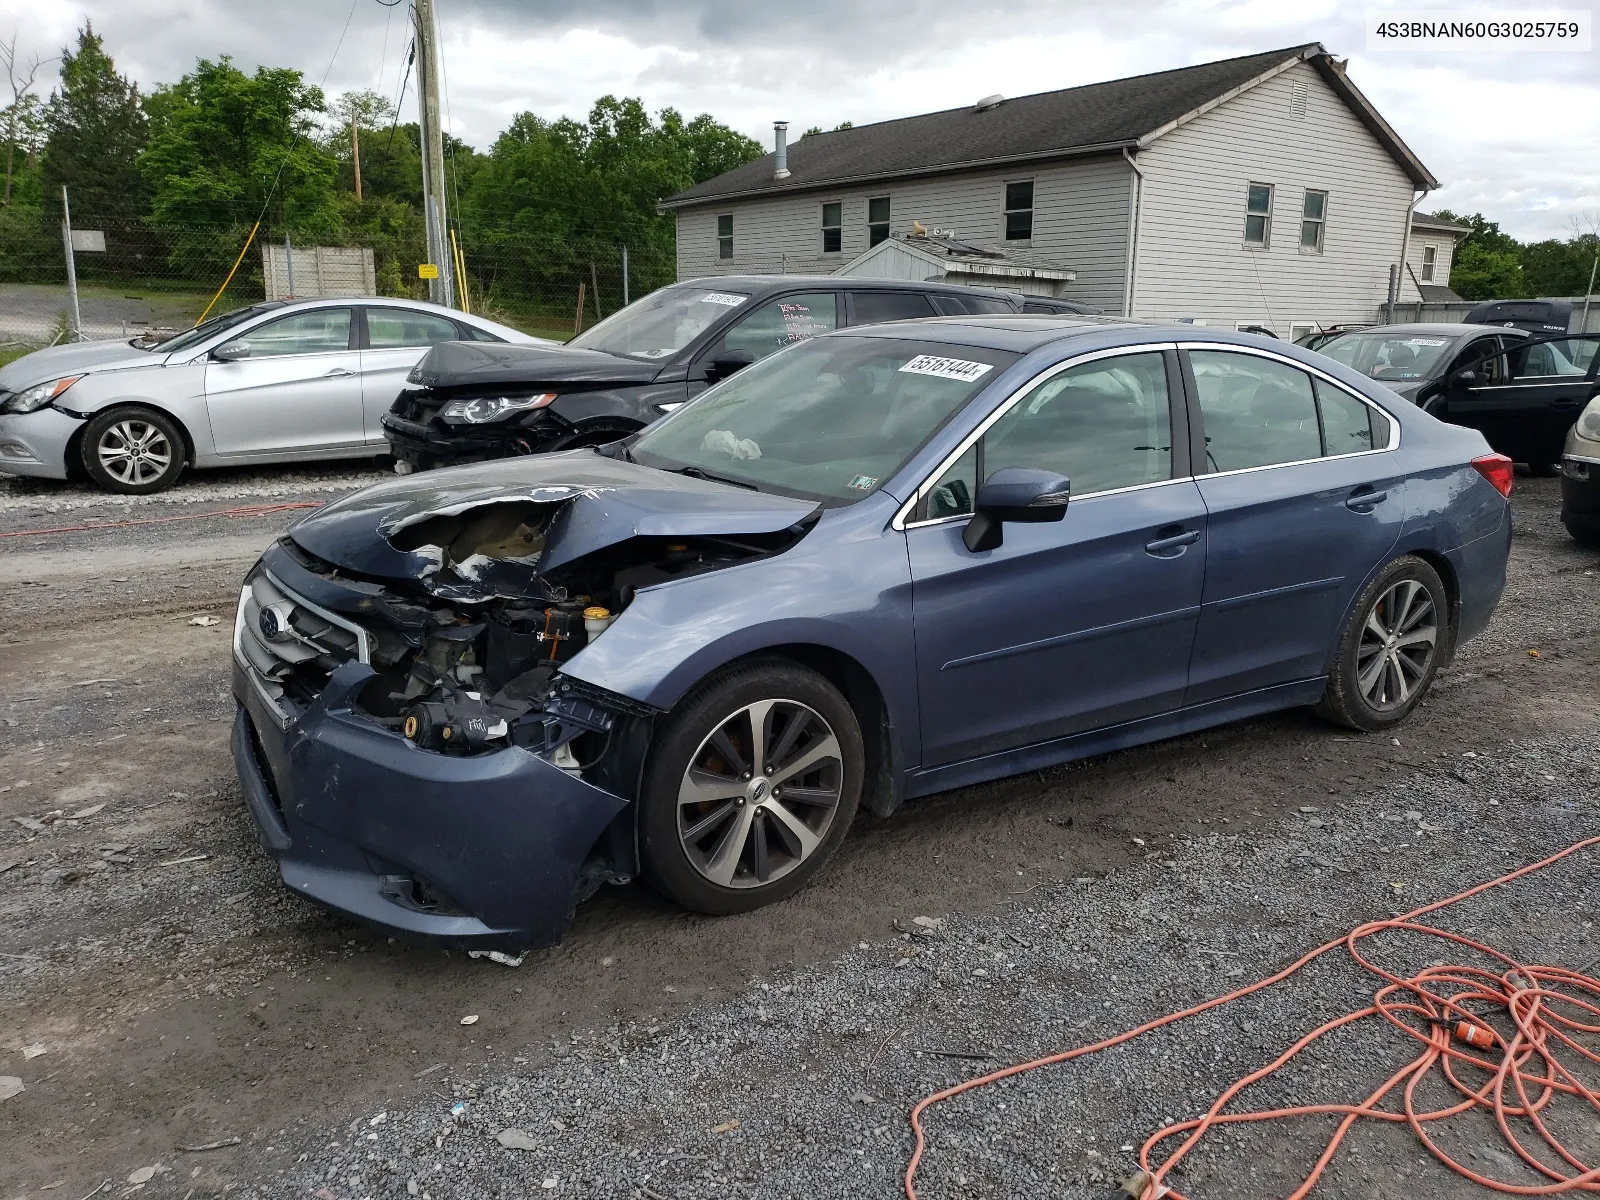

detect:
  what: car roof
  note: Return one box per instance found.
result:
[665,274,1020,300]
[1348,323,1527,339]
[832,314,1296,354]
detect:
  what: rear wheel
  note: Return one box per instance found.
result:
[640,659,863,915]
[81,406,185,493]
[1316,556,1451,731]
[1564,521,1600,547]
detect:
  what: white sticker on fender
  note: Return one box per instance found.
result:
[898,354,993,383]
[699,292,747,307]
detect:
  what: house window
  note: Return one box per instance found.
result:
[1421,244,1437,281]
[1244,183,1273,246]
[717,214,733,260]
[1004,181,1033,241]
[1300,190,1327,251]
[1289,322,1317,343]
[867,196,891,247]
[821,202,843,253]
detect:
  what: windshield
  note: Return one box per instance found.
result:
[1318,331,1456,382]
[630,335,1018,502]
[146,303,282,354]
[570,286,750,360]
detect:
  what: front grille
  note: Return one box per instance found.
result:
[235,569,372,721]
[390,391,443,423]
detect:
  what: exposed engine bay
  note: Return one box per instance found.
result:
[244,491,811,772]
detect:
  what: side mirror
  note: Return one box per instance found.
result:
[708,348,755,380]
[211,342,251,362]
[962,467,1070,552]
[1452,369,1479,386]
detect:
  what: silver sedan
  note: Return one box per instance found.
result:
[0,297,541,493]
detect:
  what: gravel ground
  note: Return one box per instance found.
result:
[0,461,387,516]
[219,735,1595,1200]
[1,472,1596,1200]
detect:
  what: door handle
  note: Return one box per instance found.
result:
[324,367,355,377]
[1145,528,1200,555]
[1551,398,1581,411]
[1346,487,1388,511]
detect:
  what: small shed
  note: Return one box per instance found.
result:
[834,232,1076,297]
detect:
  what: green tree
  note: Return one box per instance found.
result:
[140,57,339,237]
[41,23,149,222]
[1521,233,1600,297]
[1432,210,1526,300]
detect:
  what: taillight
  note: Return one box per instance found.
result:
[1471,453,1514,498]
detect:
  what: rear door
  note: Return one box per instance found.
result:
[358,306,472,442]
[204,307,365,456]
[1181,346,1405,704]
[1447,336,1600,465]
[845,290,937,328]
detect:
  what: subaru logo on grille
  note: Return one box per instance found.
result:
[258,604,291,641]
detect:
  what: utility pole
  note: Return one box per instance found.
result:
[351,117,363,202]
[413,0,456,309]
[59,185,82,341]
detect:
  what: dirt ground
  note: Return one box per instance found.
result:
[0,465,1595,1198]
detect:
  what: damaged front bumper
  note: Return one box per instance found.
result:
[381,410,549,469]
[232,655,628,952]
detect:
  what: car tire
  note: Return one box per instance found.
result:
[1315,555,1453,732]
[81,406,186,494]
[639,657,864,916]
[1564,521,1600,548]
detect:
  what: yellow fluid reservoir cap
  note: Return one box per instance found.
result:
[583,606,612,619]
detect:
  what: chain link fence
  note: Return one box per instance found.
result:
[0,207,678,354]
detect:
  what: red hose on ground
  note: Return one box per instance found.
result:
[0,501,322,540]
[904,836,1600,1199]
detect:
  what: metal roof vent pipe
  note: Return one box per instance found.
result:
[773,121,790,179]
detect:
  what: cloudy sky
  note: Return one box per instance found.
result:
[3,0,1595,240]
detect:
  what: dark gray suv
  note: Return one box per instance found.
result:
[381,276,1029,471]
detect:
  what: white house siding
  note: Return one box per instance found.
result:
[1130,61,1415,331]
[1401,232,1458,301]
[673,154,1132,313]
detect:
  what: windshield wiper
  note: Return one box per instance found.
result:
[674,466,758,491]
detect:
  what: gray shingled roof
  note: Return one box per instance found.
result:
[662,45,1436,209]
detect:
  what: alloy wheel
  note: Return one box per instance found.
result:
[1356,578,1438,711]
[97,420,173,487]
[676,699,844,889]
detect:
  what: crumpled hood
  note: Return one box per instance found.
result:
[408,340,663,391]
[288,450,820,599]
[0,338,163,392]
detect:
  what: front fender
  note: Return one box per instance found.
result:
[53,362,211,458]
[559,495,922,766]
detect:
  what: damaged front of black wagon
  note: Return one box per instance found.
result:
[230,450,820,950]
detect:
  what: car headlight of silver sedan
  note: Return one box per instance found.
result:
[438,393,558,424]
[2,375,84,414]
[1577,395,1600,441]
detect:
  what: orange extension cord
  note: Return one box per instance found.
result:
[905,836,1600,1199]
[0,501,321,540]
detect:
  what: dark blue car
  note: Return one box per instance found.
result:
[231,317,1513,950]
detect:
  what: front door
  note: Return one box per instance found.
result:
[1182,347,1405,704]
[204,307,364,456]
[1447,336,1600,466]
[908,347,1206,766]
[685,291,840,400]
[358,306,471,443]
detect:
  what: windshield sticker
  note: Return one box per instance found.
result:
[1405,338,1449,346]
[846,474,879,490]
[700,292,747,307]
[899,355,993,383]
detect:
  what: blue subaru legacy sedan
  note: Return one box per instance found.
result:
[231,317,1513,949]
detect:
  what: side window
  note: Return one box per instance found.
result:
[717,214,734,260]
[1314,378,1388,455]
[867,196,891,246]
[1507,337,1599,379]
[458,322,506,343]
[1003,181,1033,241]
[821,202,843,254]
[850,291,936,325]
[918,351,1172,520]
[1189,350,1319,471]
[366,307,463,349]
[719,292,837,360]
[1421,244,1437,281]
[225,308,352,358]
[1451,337,1505,385]
[1244,183,1273,246]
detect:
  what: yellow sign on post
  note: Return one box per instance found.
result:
[417,263,439,279]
